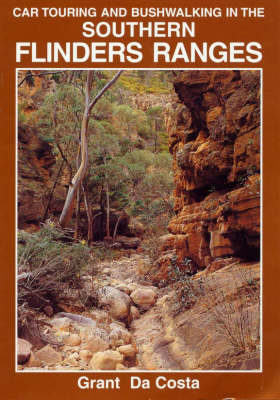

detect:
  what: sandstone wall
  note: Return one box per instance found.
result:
[163,70,260,273]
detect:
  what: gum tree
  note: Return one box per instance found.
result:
[59,70,123,228]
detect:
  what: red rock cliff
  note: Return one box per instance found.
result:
[163,70,260,273]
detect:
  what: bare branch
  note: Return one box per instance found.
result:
[56,143,72,183]
[88,70,123,114]
[85,71,94,107]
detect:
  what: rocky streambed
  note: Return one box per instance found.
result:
[17,254,160,371]
[17,253,260,371]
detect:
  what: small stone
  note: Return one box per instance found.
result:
[63,353,79,366]
[35,345,62,364]
[82,336,109,353]
[89,310,111,324]
[79,350,92,362]
[127,283,138,292]
[110,321,126,328]
[117,344,137,358]
[79,327,97,340]
[50,317,71,332]
[116,363,127,370]
[17,338,32,365]
[54,330,69,338]
[89,350,123,370]
[109,325,132,347]
[64,334,81,347]
[103,268,111,274]
[63,345,80,353]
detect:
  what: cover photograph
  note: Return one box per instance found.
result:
[0,0,279,399]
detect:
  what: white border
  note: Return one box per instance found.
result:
[16,67,263,374]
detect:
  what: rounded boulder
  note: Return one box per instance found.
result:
[130,288,157,310]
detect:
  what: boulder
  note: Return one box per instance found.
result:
[130,288,157,310]
[17,338,32,365]
[35,345,62,364]
[98,286,131,320]
[89,350,123,370]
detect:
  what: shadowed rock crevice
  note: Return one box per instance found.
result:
[224,231,260,262]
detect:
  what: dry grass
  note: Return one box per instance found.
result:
[208,268,260,354]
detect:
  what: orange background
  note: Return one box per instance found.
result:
[0,0,280,398]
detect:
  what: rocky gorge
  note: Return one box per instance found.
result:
[17,70,260,371]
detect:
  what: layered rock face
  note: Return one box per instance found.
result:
[163,70,260,273]
[17,73,63,230]
[18,125,57,230]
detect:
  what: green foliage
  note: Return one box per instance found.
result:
[29,84,83,158]
[18,223,91,305]
[118,70,172,94]
[18,105,27,127]
[131,199,145,216]
[18,70,174,242]
[126,151,174,226]
[159,255,205,316]
[170,278,204,316]
[113,104,150,139]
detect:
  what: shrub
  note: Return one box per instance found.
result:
[17,222,91,306]
[212,297,259,354]
[161,255,205,315]
[208,270,260,354]
[141,232,163,264]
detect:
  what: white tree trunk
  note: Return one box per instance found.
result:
[59,70,123,228]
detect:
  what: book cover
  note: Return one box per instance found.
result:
[0,0,279,398]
